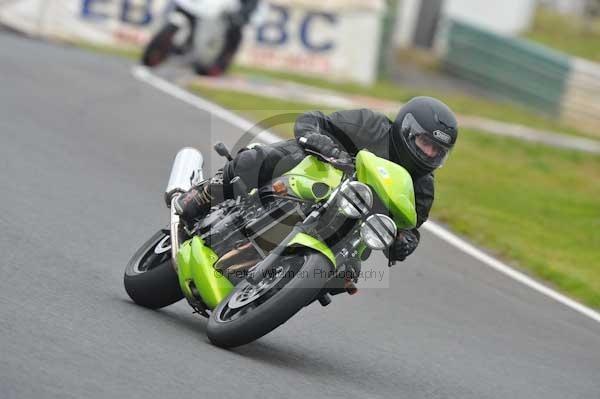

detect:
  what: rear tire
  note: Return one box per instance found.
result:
[124,230,184,309]
[141,24,178,67]
[207,250,333,348]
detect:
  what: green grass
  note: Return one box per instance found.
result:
[189,84,600,309]
[525,7,600,63]
[229,65,595,139]
[189,83,333,137]
[435,131,600,309]
[73,41,141,60]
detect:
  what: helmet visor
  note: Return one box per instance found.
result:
[401,113,451,169]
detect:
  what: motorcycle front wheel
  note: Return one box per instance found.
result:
[124,230,184,309]
[207,250,334,348]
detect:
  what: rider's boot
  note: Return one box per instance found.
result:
[174,171,225,224]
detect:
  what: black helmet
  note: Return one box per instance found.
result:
[390,97,458,176]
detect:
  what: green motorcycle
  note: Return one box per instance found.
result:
[124,141,417,348]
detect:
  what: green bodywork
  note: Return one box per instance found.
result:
[287,232,336,267]
[356,150,417,229]
[284,155,343,201]
[176,236,234,309]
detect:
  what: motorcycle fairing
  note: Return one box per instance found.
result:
[287,233,336,267]
[284,155,343,201]
[355,150,417,229]
[177,236,234,309]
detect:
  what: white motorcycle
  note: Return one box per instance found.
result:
[141,0,266,75]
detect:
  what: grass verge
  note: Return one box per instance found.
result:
[73,40,141,60]
[228,65,595,140]
[190,84,600,309]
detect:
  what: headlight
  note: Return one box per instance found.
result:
[338,182,373,218]
[360,214,397,250]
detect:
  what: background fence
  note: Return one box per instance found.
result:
[563,59,600,132]
[440,20,600,137]
[441,20,571,114]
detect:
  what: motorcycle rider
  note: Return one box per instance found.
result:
[175,97,459,263]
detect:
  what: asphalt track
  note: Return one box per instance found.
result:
[1,33,599,399]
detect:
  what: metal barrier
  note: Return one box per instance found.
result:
[440,19,600,137]
[441,20,571,115]
[562,59,600,133]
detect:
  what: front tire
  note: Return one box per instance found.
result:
[207,250,334,348]
[124,230,184,309]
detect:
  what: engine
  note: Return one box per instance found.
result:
[191,196,309,280]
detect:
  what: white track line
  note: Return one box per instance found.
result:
[424,222,600,323]
[132,66,281,145]
[131,65,600,324]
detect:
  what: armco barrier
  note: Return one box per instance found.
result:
[440,20,600,137]
[441,20,571,114]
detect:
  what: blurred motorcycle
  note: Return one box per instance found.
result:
[141,0,265,75]
[124,142,417,348]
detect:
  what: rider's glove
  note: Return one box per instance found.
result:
[299,132,341,159]
[385,230,419,262]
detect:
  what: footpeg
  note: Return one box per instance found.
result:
[318,294,332,307]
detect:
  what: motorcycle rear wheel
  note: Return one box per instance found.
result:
[141,24,178,67]
[124,230,184,309]
[207,250,334,348]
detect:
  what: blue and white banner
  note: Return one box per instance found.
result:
[0,0,385,84]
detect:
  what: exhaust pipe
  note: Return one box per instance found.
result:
[165,148,204,269]
[164,147,204,207]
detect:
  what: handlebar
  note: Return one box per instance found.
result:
[298,137,354,172]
